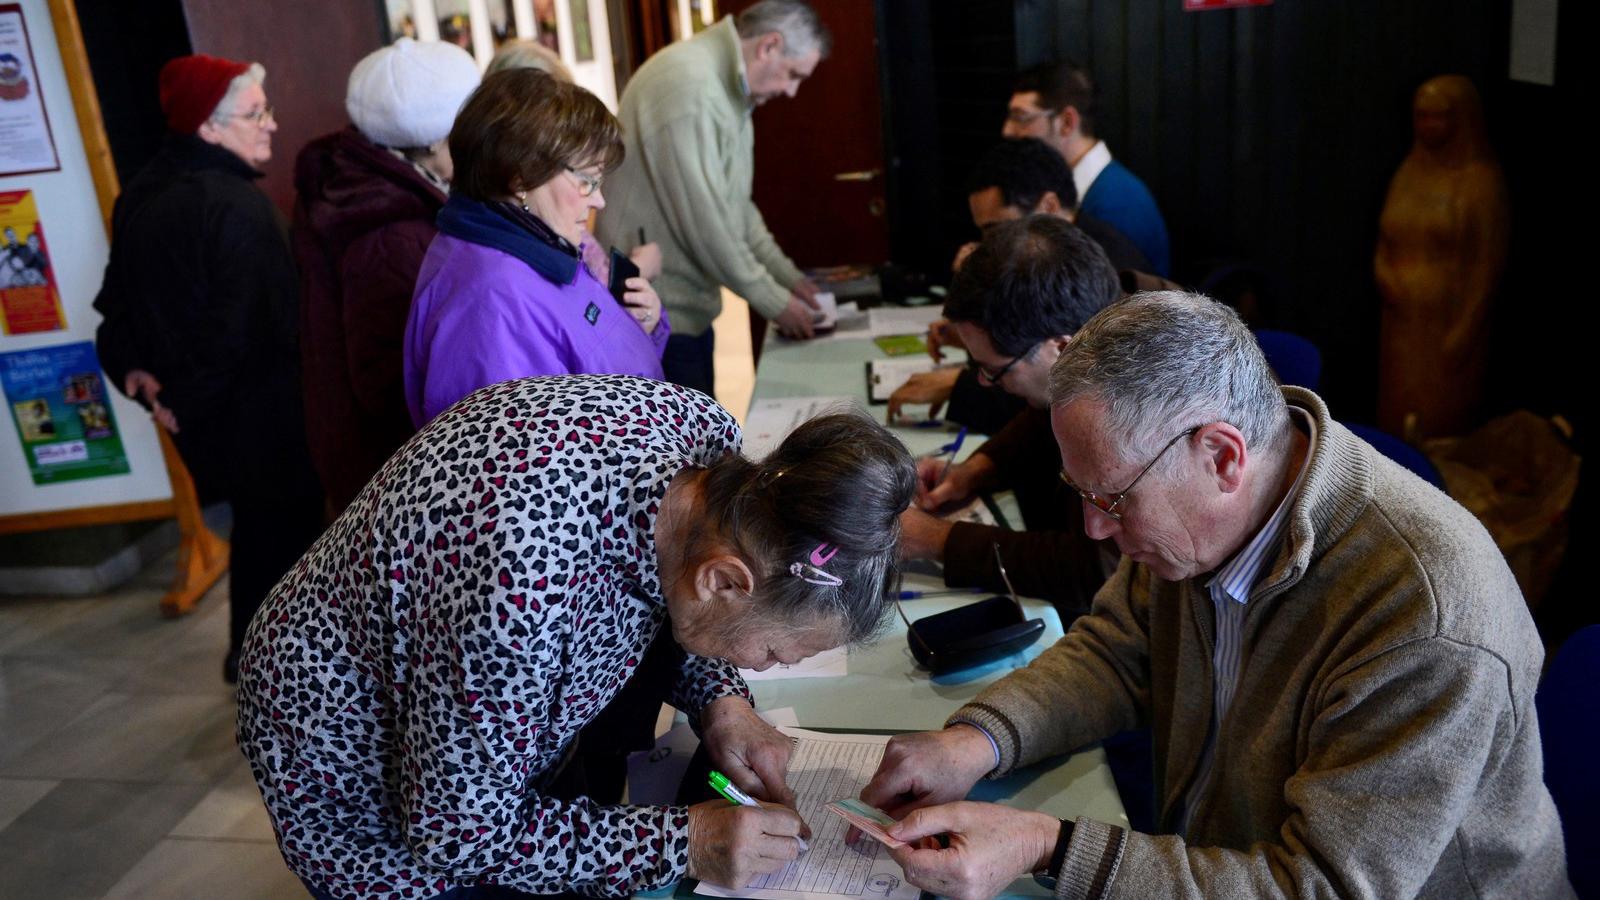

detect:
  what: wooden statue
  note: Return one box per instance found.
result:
[1375,75,1509,438]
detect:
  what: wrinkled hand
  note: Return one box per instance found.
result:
[887,368,961,423]
[952,242,979,273]
[630,242,664,281]
[621,276,662,334]
[858,726,996,821]
[886,802,1060,900]
[898,506,954,563]
[926,318,965,362]
[701,697,798,806]
[774,295,819,340]
[791,277,822,304]
[913,453,994,513]
[124,369,178,434]
[687,798,808,889]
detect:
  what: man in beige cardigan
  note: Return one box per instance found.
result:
[596,0,828,397]
[862,292,1571,898]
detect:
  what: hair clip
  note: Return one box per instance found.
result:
[789,561,842,587]
[757,466,789,488]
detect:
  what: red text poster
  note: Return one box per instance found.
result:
[1183,0,1272,9]
[0,189,65,334]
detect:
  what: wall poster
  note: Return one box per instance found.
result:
[0,4,60,176]
[0,188,63,333]
[1,340,129,484]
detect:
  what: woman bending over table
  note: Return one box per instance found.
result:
[238,374,914,899]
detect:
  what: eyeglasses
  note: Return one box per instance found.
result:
[1004,107,1058,126]
[564,167,603,197]
[970,343,1037,387]
[1060,426,1201,521]
[231,105,275,127]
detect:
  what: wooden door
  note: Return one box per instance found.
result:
[726,0,888,268]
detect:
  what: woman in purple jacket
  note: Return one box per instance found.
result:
[403,68,667,427]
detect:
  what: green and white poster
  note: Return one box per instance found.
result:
[1,340,128,484]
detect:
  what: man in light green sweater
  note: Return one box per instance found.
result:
[861,292,1572,898]
[596,0,828,397]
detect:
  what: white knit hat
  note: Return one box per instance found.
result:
[346,38,480,149]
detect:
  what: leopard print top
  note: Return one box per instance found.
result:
[237,375,751,898]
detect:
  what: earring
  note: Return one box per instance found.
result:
[517,191,530,212]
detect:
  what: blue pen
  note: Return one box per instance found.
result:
[897,587,983,600]
[935,426,969,487]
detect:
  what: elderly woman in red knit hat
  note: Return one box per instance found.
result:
[93,54,324,683]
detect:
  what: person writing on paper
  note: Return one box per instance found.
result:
[404,68,667,427]
[862,293,1569,899]
[238,375,917,899]
[897,216,1121,615]
[595,0,831,396]
[891,138,1150,430]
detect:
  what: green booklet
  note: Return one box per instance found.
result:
[873,334,927,357]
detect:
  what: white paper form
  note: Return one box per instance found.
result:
[695,728,918,900]
[741,646,847,681]
[741,396,858,459]
[867,306,943,338]
[866,358,944,402]
[625,708,801,808]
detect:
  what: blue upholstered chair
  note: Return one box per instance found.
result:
[1537,624,1600,898]
[1343,422,1446,490]
[1254,329,1323,391]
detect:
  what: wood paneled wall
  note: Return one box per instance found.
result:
[178,0,386,215]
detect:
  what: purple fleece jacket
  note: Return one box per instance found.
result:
[404,224,669,427]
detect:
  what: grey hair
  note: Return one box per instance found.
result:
[1048,291,1291,465]
[208,62,266,126]
[735,0,833,59]
[486,40,573,82]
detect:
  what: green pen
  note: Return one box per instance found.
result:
[708,769,808,853]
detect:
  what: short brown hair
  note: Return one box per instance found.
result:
[1015,61,1096,136]
[449,68,623,201]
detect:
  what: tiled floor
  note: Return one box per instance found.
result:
[0,305,761,899]
[0,561,308,899]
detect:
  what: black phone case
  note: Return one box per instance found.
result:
[608,247,640,302]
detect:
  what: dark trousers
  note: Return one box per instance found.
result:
[660,330,716,398]
[172,378,324,657]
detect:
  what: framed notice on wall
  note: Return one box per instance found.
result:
[0,4,60,176]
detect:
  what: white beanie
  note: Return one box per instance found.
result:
[346,38,480,149]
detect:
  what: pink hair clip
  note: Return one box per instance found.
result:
[790,542,842,587]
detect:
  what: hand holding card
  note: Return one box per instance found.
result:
[826,798,906,849]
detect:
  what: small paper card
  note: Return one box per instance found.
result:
[825,798,905,849]
[874,334,927,357]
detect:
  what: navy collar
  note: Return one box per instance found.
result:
[435,194,580,285]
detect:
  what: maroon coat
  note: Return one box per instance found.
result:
[292,127,445,513]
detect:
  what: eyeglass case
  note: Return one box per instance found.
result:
[907,595,1045,674]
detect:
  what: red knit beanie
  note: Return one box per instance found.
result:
[159,54,252,134]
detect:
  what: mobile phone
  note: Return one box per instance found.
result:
[608,248,640,303]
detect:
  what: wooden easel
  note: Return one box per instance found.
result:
[0,0,228,616]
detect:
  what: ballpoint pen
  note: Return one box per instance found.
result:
[896,587,983,600]
[934,426,968,487]
[709,770,808,852]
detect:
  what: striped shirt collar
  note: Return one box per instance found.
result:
[1206,408,1317,605]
